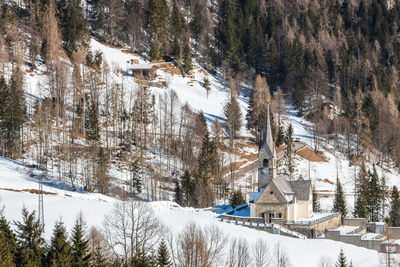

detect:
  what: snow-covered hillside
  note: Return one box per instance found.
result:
[282,103,400,213]
[21,37,400,212]
[88,39,251,136]
[3,36,400,266]
[0,156,388,266]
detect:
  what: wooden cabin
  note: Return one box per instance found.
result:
[129,64,157,79]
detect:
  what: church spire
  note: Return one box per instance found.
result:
[260,100,274,153]
[257,99,277,188]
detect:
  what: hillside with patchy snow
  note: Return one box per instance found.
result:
[20,37,400,214]
[2,36,400,266]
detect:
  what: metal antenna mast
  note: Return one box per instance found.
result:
[38,175,44,229]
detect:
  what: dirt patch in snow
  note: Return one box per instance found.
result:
[158,62,182,75]
[241,153,257,161]
[0,188,57,195]
[317,178,334,185]
[296,147,327,162]
[222,161,248,175]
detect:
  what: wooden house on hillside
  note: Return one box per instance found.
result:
[129,64,157,78]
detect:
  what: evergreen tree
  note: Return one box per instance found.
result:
[197,131,218,184]
[0,70,26,158]
[70,215,90,267]
[0,214,17,267]
[180,170,195,207]
[174,179,183,205]
[215,0,239,68]
[354,162,369,218]
[265,37,280,86]
[190,3,203,46]
[276,126,285,147]
[284,124,295,179]
[149,41,158,61]
[85,95,100,142]
[333,177,347,217]
[170,0,183,61]
[57,0,89,57]
[312,185,321,212]
[230,189,246,208]
[156,239,170,267]
[15,208,45,267]
[335,249,347,267]
[46,220,71,267]
[390,186,400,226]
[129,159,142,196]
[147,0,170,59]
[94,147,110,194]
[130,254,153,267]
[367,165,382,221]
[183,40,192,74]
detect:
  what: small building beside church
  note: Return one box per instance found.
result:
[249,102,313,223]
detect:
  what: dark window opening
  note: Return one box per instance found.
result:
[268,212,274,223]
[270,191,273,195]
[263,159,269,166]
[278,213,282,218]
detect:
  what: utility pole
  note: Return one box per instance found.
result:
[38,175,44,230]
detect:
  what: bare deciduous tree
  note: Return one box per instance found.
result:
[252,239,271,267]
[103,200,165,265]
[176,223,226,267]
[226,238,251,267]
[273,242,291,267]
[318,255,333,267]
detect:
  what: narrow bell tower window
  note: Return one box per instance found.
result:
[263,159,269,166]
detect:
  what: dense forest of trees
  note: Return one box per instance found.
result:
[1,0,400,211]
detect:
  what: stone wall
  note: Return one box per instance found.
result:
[325,230,383,252]
[342,218,368,227]
[285,213,342,238]
[388,227,400,239]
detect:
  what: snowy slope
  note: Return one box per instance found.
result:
[0,157,389,267]
[89,39,250,136]
[282,103,400,212]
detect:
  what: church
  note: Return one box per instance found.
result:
[249,103,313,223]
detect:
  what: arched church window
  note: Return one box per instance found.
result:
[263,159,269,166]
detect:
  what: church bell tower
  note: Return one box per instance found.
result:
[258,101,276,189]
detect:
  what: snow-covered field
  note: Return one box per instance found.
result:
[0,156,390,266]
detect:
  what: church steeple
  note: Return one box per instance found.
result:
[258,100,276,189]
[260,100,274,154]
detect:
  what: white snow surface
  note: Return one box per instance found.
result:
[0,156,388,267]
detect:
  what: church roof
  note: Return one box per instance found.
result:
[273,176,294,195]
[255,175,312,204]
[288,180,312,201]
